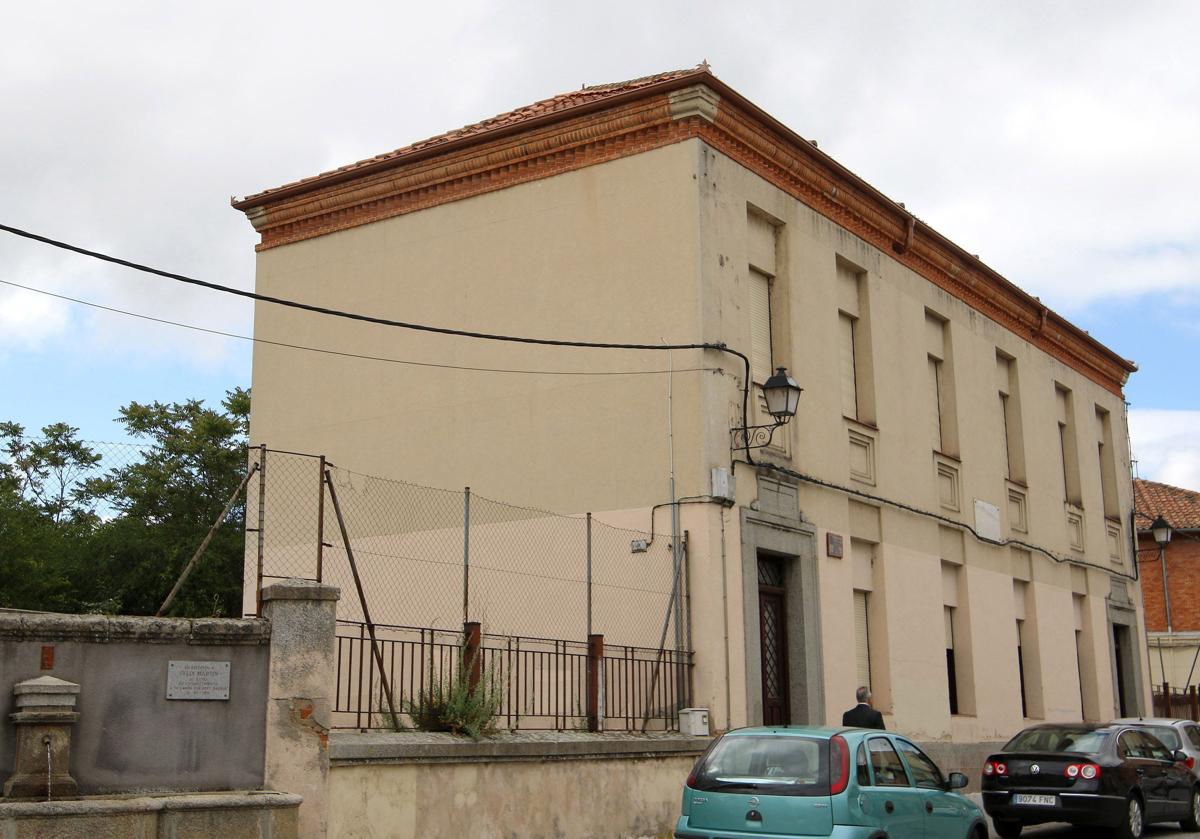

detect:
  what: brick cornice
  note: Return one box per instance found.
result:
[698,100,1134,395]
[234,74,1134,395]
[240,95,689,252]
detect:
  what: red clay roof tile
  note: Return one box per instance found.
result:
[1135,478,1200,531]
[239,66,708,205]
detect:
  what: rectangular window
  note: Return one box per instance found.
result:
[1073,593,1089,720]
[854,589,872,690]
[929,355,943,451]
[941,554,972,716]
[750,267,774,385]
[945,605,959,715]
[837,260,875,424]
[1016,619,1028,718]
[1012,579,1041,718]
[1096,407,1120,519]
[839,313,858,420]
[1075,629,1086,719]
[1056,385,1081,505]
[926,312,958,455]
[997,352,1026,482]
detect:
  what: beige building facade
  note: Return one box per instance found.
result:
[235,68,1146,751]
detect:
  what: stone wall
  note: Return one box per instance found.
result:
[0,790,299,838]
[0,610,270,794]
[327,732,707,839]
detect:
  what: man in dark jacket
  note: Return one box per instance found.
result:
[842,686,885,729]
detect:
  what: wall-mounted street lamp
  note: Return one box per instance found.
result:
[1151,514,1174,633]
[731,367,803,451]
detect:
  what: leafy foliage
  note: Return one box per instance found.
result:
[0,388,250,617]
[406,645,504,740]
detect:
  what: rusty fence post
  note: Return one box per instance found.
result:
[255,443,267,616]
[464,621,481,694]
[588,633,604,732]
[316,455,326,583]
[586,513,593,638]
[462,488,471,625]
[1164,682,1172,717]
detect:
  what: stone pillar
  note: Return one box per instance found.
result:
[262,579,340,839]
[4,676,80,799]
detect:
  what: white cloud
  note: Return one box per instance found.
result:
[0,283,70,351]
[1,0,1197,373]
[1129,409,1200,491]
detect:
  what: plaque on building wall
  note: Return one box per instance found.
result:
[826,532,844,558]
[166,660,231,700]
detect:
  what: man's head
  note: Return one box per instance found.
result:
[856,686,872,705]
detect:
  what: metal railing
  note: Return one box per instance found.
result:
[332,619,691,732]
[1152,683,1200,721]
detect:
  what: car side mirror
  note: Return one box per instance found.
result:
[1174,750,1189,763]
[947,772,969,790]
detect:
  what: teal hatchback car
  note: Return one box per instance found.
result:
[675,726,986,839]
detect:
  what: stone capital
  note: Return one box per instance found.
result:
[262,579,341,603]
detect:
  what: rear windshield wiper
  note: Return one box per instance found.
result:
[701,777,800,791]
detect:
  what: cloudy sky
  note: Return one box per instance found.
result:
[2,1,1198,490]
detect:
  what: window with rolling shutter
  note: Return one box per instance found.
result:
[854,590,871,690]
[749,268,773,384]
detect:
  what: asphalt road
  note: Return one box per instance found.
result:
[1003,823,1200,837]
[966,795,1200,837]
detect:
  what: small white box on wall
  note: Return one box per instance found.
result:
[679,707,711,736]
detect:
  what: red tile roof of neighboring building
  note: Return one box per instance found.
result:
[1135,478,1200,531]
[238,66,708,205]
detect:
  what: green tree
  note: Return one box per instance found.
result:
[0,422,100,611]
[0,421,101,523]
[86,387,251,617]
[0,389,250,617]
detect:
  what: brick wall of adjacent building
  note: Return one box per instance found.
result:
[1139,532,1200,632]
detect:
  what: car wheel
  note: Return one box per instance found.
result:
[1182,786,1200,831]
[993,819,1022,838]
[1112,793,1144,839]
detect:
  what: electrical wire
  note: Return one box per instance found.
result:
[0,221,755,453]
[0,278,717,378]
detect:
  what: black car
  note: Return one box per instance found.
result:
[981,723,1200,838]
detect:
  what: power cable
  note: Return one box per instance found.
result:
[0,279,716,378]
[0,221,754,455]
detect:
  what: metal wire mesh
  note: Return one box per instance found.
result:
[2,437,250,616]
[250,450,690,651]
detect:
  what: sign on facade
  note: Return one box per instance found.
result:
[166,660,231,700]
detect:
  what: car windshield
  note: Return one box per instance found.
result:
[1139,726,1182,750]
[692,735,830,796]
[1004,728,1110,754]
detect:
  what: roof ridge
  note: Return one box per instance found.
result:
[237,65,711,205]
[581,64,709,92]
[1135,477,1200,496]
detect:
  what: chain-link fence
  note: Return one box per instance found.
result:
[1,437,249,617]
[247,448,690,652]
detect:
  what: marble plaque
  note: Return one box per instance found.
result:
[166,660,230,700]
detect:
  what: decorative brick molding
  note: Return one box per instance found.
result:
[232,70,1134,396]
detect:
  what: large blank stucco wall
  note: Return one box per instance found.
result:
[249,141,720,514]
